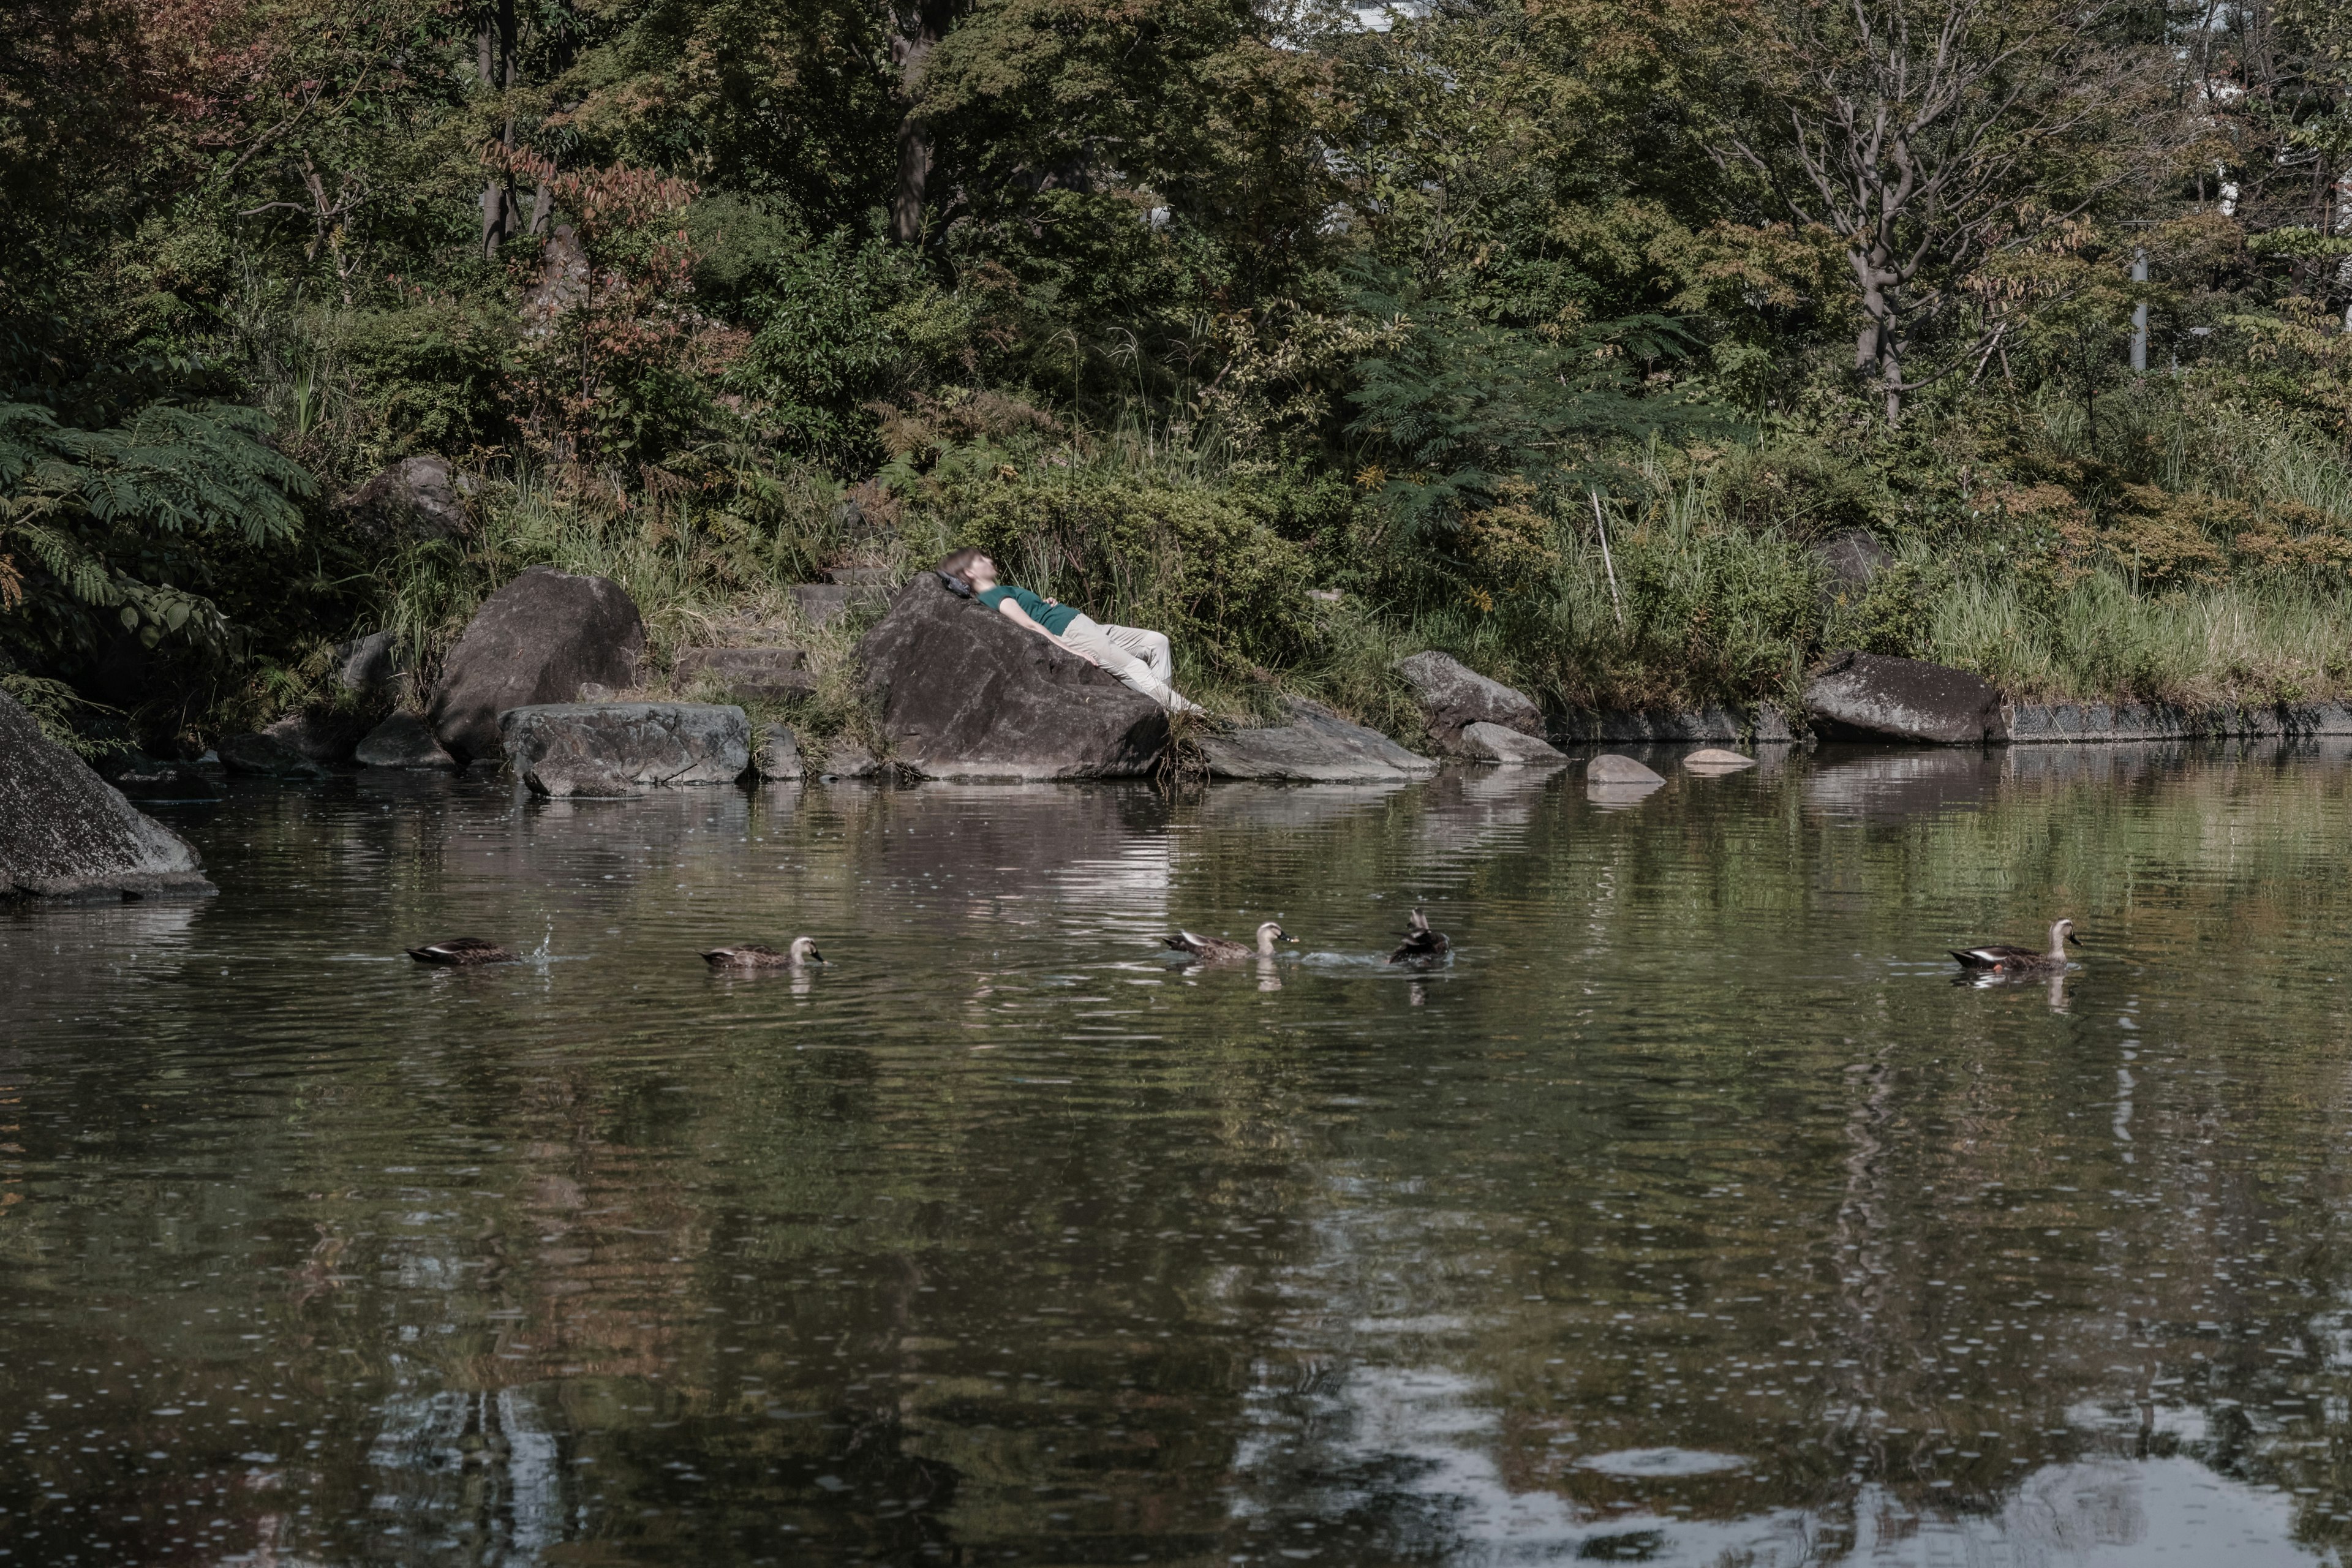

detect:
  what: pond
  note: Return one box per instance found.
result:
[6,742,2352,1566]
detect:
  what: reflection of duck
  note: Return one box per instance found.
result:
[1167,921,1295,961]
[407,937,518,966]
[1387,908,1451,965]
[701,936,826,970]
[1951,918,2079,974]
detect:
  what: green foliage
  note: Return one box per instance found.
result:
[1345,276,1715,537]
[731,232,975,467]
[0,401,313,665]
[335,301,519,459]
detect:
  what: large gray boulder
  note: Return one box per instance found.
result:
[1395,651,1545,753]
[1,688,215,900]
[856,573,1167,780]
[340,455,468,544]
[1804,650,2007,745]
[1198,698,1440,783]
[428,567,646,763]
[499,703,751,797]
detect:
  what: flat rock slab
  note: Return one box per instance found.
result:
[1805,650,2006,745]
[859,574,1167,780]
[356,713,458,769]
[1458,720,1567,764]
[1,688,216,900]
[1556,704,1795,745]
[500,703,750,797]
[1586,753,1665,785]
[675,646,815,703]
[1395,651,1545,753]
[1199,699,1440,783]
[429,566,646,763]
[1684,747,1757,773]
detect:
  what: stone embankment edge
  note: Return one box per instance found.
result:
[1553,699,2352,747]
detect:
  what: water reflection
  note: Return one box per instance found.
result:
[6,744,2352,1564]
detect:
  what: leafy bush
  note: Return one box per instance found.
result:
[731,232,974,468]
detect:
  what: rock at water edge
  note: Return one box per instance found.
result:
[1394,651,1545,753]
[1684,748,1757,772]
[1804,651,2006,745]
[356,713,459,769]
[0,688,216,900]
[754,723,804,781]
[499,703,750,797]
[428,566,646,763]
[1458,721,1568,765]
[818,736,881,780]
[858,573,1166,780]
[217,730,332,778]
[1197,698,1440,783]
[1587,753,1665,785]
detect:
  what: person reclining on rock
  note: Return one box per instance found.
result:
[935,548,1204,714]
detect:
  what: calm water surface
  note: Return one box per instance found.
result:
[7,744,2352,1566]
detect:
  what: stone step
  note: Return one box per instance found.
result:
[674,646,815,703]
[790,582,893,627]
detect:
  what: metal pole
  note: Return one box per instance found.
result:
[2130,247,2149,375]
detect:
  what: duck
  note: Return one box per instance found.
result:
[1166,922,1297,961]
[1951,918,2081,974]
[406,937,519,966]
[1387,908,1451,965]
[701,937,826,970]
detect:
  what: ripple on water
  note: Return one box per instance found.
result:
[6,751,2352,1565]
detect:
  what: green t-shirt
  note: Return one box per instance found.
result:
[978,584,1080,636]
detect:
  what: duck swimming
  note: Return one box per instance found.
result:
[701,937,825,970]
[1951,918,2081,974]
[406,937,518,966]
[1387,908,1450,965]
[1167,921,1296,961]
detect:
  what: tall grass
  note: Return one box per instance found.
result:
[1929,566,2352,706]
[368,459,853,726]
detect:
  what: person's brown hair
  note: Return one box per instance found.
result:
[935,547,989,589]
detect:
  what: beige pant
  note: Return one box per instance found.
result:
[1061,614,1199,712]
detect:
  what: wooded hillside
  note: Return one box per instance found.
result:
[3,0,2348,749]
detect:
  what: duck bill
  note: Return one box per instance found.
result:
[2067,933,2084,948]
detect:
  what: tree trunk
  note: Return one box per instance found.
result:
[1851,246,1902,428]
[477,0,519,256]
[889,2,952,244]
